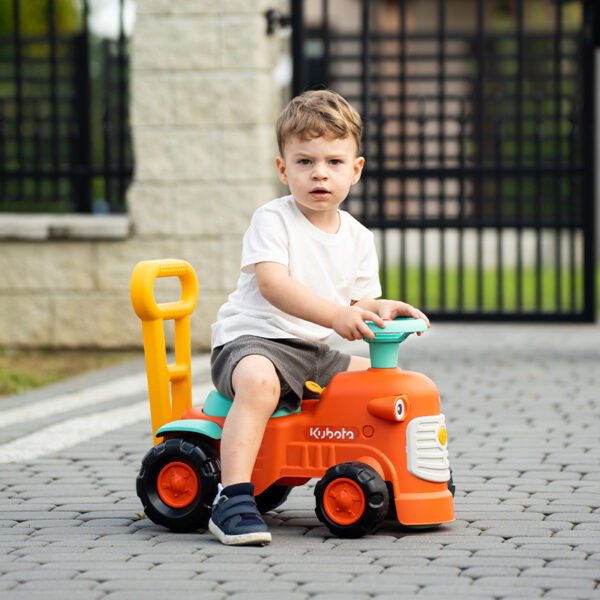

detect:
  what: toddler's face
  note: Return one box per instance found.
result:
[276,135,364,225]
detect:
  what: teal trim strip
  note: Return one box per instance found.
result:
[156,419,223,440]
[203,390,233,417]
[203,389,300,418]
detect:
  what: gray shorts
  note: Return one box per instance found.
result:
[210,335,351,412]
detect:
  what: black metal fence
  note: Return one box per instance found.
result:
[291,0,597,321]
[0,0,132,214]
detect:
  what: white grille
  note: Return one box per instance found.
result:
[406,415,450,483]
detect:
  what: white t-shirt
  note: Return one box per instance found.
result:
[211,195,382,348]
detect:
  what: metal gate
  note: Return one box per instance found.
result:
[291,0,597,321]
[0,0,132,214]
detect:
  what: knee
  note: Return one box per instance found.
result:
[232,357,280,410]
[239,370,280,398]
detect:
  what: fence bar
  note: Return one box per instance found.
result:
[13,0,23,205]
[534,97,542,311]
[103,40,113,210]
[437,0,446,311]
[117,0,127,205]
[360,0,371,223]
[418,99,426,308]
[581,0,596,320]
[376,97,387,294]
[458,99,466,311]
[494,109,503,311]
[399,0,407,301]
[515,0,524,311]
[554,2,564,311]
[291,0,306,95]
[0,105,5,207]
[322,0,330,87]
[475,0,484,311]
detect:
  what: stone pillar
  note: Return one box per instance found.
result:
[127,0,288,349]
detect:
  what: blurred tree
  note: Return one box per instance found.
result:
[0,0,81,36]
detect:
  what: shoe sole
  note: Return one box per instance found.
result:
[208,518,272,546]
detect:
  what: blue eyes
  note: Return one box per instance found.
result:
[297,159,342,166]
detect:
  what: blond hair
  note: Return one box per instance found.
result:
[276,89,362,156]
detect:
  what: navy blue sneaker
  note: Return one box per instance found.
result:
[209,483,271,546]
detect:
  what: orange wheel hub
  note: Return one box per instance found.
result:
[157,461,198,508]
[323,477,365,525]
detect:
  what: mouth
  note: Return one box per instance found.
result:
[310,188,331,199]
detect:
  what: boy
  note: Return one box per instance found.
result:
[209,89,429,546]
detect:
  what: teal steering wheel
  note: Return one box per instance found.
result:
[364,318,428,368]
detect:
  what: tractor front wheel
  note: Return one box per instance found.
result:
[314,462,388,538]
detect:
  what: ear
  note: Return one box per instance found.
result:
[351,156,365,186]
[275,156,288,185]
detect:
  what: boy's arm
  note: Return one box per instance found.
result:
[255,262,385,341]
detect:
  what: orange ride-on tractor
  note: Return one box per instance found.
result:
[131,259,454,538]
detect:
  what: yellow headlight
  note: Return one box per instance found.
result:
[438,426,447,446]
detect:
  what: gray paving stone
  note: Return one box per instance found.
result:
[97,579,217,592]
[297,580,419,596]
[13,579,98,590]
[102,594,225,600]
[226,594,308,600]
[3,593,103,600]
[417,587,494,599]
[217,581,299,594]
[430,556,544,569]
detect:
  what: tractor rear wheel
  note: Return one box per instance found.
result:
[136,437,220,532]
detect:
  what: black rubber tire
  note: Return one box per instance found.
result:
[255,484,293,514]
[136,437,220,532]
[314,462,388,538]
[448,467,456,497]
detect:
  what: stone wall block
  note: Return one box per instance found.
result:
[0,296,51,346]
[173,0,281,14]
[96,240,177,291]
[173,129,223,181]
[0,243,94,291]
[131,74,176,126]
[53,295,140,348]
[222,125,278,181]
[127,182,175,237]
[44,243,96,291]
[174,182,276,237]
[173,239,222,292]
[133,17,220,71]
[190,294,228,351]
[221,15,273,70]
[133,128,180,182]
[134,127,220,184]
[221,237,244,292]
[135,0,174,16]
[175,72,278,126]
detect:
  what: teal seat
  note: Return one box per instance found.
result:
[203,390,301,418]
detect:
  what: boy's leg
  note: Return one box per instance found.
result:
[220,354,280,486]
[209,354,279,546]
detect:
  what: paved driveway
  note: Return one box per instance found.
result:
[0,323,599,599]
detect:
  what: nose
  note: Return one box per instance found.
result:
[311,161,327,179]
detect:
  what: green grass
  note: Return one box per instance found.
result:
[0,348,139,397]
[382,266,590,313]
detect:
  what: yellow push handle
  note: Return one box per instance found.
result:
[130,259,199,443]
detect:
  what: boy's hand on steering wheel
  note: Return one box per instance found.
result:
[377,300,430,335]
[332,305,385,341]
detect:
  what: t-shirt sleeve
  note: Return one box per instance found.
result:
[240,207,289,274]
[351,230,382,300]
